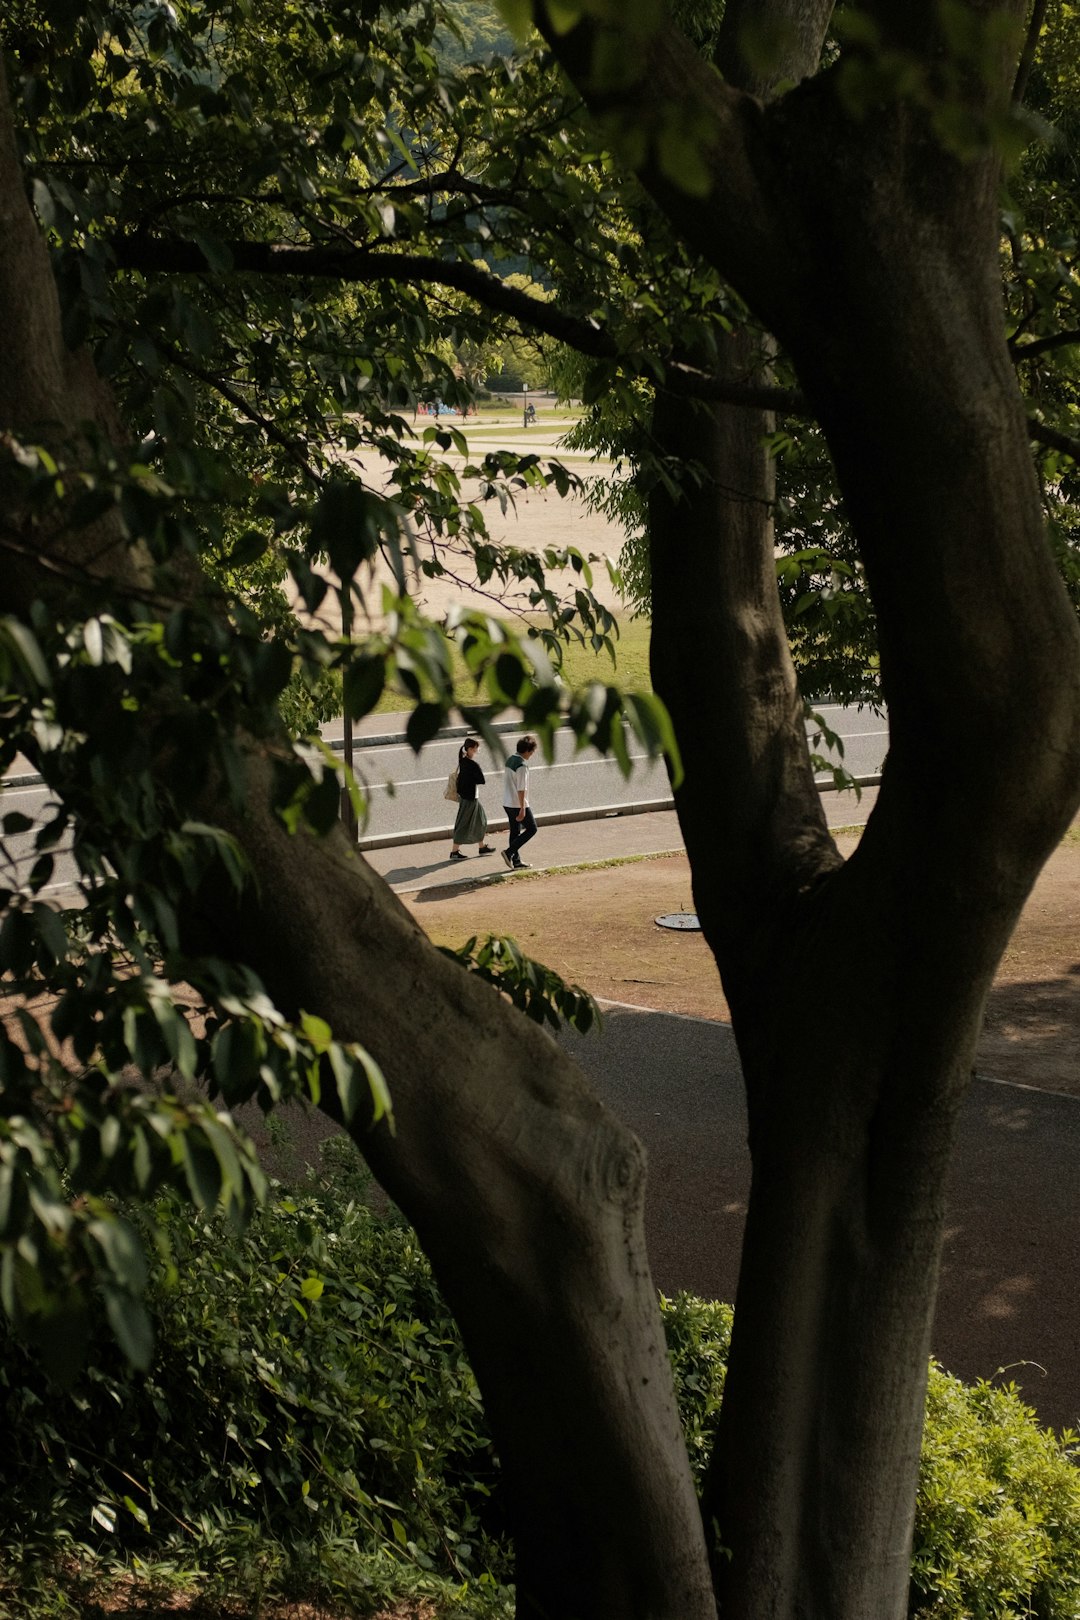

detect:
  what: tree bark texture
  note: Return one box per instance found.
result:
[207,763,720,1620]
[0,62,138,604]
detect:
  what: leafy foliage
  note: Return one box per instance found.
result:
[439,933,602,1031]
[0,1144,513,1617]
[912,1366,1080,1619]
[0,0,693,1368]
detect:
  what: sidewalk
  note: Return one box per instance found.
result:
[364,785,878,896]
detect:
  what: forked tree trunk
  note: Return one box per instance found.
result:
[644,70,1080,1620]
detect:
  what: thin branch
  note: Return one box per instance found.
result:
[159,340,322,481]
[1013,0,1048,106]
[109,233,1078,452]
[1010,327,1080,362]
[1028,418,1080,459]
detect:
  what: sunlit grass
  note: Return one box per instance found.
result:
[370,615,652,716]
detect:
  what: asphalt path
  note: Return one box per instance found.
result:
[563,1007,1080,1435]
[0,701,887,893]
[249,996,1080,1436]
[340,700,887,845]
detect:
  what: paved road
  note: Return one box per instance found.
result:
[250,988,1080,1436]
[0,702,887,892]
[338,700,887,845]
[563,1007,1080,1435]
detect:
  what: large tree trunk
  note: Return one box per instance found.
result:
[640,34,1080,1620]
[0,57,716,1620]
[208,763,720,1620]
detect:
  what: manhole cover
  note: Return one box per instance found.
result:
[655,912,701,931]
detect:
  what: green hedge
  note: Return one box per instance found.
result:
[2,1147,1079,1618]
[0,1141,510,1617]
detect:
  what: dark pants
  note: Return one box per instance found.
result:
[507,806,537,863]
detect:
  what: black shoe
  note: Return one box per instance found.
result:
[449,850,466,861]
[478,845,494,854]
[512,859,531,870]
[501,849,514,870]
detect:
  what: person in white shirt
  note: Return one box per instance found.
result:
[501,734,538,870]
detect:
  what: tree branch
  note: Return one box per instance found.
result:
[1012,0,1048,105]
[533,5,790,318]
[159,340,323,482]
[110,233,807,411]
[1028,417,1080,459]
[1010,327,1080,361]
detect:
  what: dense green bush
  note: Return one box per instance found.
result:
[912,1367,1080,1618]
[0,1138,511,1617]
[3,1147,1079,1618]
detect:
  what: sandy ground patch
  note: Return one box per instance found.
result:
[297,420,630,636]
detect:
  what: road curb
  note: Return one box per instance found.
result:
[355,796,678,851]
[354,774,882,852]
[0,718,529,794]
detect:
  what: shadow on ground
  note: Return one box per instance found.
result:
[564,1007,1080,1433]
[230,1004,1079,1434]
[980,970,1080,1095]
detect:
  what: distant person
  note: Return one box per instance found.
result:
[502,735,539,870]
[524,402,536,424]
[449,737,494,861]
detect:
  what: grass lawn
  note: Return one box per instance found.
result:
[371,614,652,715]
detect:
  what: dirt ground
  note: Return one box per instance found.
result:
[407,831,1080,1098]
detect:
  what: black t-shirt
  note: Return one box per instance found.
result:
[456,756,485,801]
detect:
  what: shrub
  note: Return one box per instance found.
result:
[911,1365,1080,1619]
[0,1139,511,1617]
[655,1299,1080,1620]
[658,1292,733,1486]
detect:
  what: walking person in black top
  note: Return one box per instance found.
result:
[449,737,495,861]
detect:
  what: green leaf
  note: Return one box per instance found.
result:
[150,998,198,1081]
[0,617,51,689]
[83,617,104,665]
[300,1012,333,1053]
[329,1040,391,1127]
[212,1020,261,1102]
[343,654,386,719]
[310,480,383,582]
[405,703,444,753]
[88,1217,148,1293]
[31,903,69,965]
[103,1285,154,1370]
[182,1132,223,1212]
[228,528,269,566]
